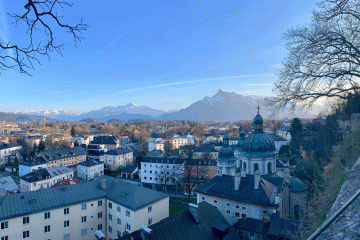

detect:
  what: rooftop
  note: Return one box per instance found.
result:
[142,157,184,165]
[0,176,19,194]
[20,157,47,167]
[78,159,103,167]
[194,144,218,153]
[105,147,132,156]
[39,147,86,161]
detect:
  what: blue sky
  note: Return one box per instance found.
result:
[0,0,319,113]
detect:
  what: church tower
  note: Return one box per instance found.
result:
[216,133,236,176]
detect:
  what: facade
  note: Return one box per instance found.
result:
[148,136,189,152]
[19,157,48,177]
[104,148,134,171]
[87,144,107,161]
[268,134,288,152]
[90,135,119,151]
[0,177,168,240]
[20,167,75,192]
[0,144,22,166]
[140,157,184,191]
[77,159,104,180]
[196,107,308,235]
[184,158,218,181]
[38,147,87,168]
[25,135,44,147]
[148,141,164,152]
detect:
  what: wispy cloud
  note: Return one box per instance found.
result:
[118,73,273,94]
[0,2,14,58]
[271,63,283,69]
[96,31,128,55]
[246,83,273,86]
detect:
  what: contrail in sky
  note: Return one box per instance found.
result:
[96,31,128,55]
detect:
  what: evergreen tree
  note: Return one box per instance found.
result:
[38,139,45,152]
[70,126,76,137]
[290,118,303,137]
[74,140,80,147]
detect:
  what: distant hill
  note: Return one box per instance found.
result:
[0,112,54,122]
[14,110,79,121]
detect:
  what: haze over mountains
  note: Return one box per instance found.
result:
[8,90,321,122]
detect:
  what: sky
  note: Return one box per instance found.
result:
[0,0,319,113]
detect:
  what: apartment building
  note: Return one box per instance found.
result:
[0,177,168,240]
[104,148,133,171]
[19,157,47,177]
[38,147,87,168]
[20,167,74,192]
[0,144,22,165]
[77,159,104,180]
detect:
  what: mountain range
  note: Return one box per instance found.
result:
[7,90,321,122]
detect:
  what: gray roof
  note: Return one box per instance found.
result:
[78,159,103,167]
[0,176,168,221]
[105,147,132,156]
[90,136,118,145]
[194,144,218,153]
[0,176,19,194]
[119,201,241,240]
[121,165,138,174]
[263,172,308,193]
[20,168,51,183]
[0,144,20,150]
[268,134,287,142]
[20,157,47,167]
[39,147,86,162]
[46,167,74,177]
[195,175,278,207]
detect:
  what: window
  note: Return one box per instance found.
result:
[1,237,8,240]
[213,200,217,204]
[249,232,255,237]
[148,206,152,213]
[108,226,112,233]
[109,214,112,221]
[44,225,51,233]
[236,205,240,209]
[64,207,69,215]
[148,218,152,226]
[126,223,131,231]
[235,212,240,217]
[294,205,299,220]
[64,220,69,228]
[63,234,70,240]
[263,210,268,214]
[23,216,29,225]
[201,197,205,200]
[81,216,86,223]
[23,231,30,239]
[81,229,87,236]
[98,200,102,206]
[117,218,121,225]
[227,203,230,206]
[226,209,231,215]
[117,206,121,212]
[242,213,247,219]
[242,206,247,210]
[108,202,112,209]
[98,212,102,218]
[81,204,86,210]
[97,224,102,230]
[126,210,130,217]
[44,212,51,219]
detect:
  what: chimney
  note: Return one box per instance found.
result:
[241,168,246,177]
[234,173,241,191]
[100,179,107,190]
[140,225,152,240]
[254,170,260,190]
[189,203,199,224]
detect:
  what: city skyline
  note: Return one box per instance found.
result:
[0,0,318,112]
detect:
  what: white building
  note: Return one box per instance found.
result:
[20,167,74,192]
[140,157,184,191]
[0,177,169,240]
[77,159,104,180]
[104,148,134,171]
[148,141,164,152]
[19,157,48,177]
[0,144,22,165]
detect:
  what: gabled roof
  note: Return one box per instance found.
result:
[20,168,51,183]
[118,201,241,240]
[90,136,118,145]
[263,172,308,193]
[0,144,20,150]
[50,177,80,188]
[78,159,103,167]
[0,176,19,193]
[39,147,86,161]
[194,144,218,153]
[46,167,74,177]
[105,147,132,156]
[0,176,168,221]
[195,175,278,207]
[268,134,287,142]
[20,157,47,167]
[121,165,138,174]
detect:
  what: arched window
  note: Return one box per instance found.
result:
[254,163,259,173]
[268,162,272,174]
[294,205,299,220]
[243,162,246,169]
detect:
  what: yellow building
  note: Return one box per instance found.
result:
[38,147,87,168]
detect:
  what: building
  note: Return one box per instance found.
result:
[217,134,236,176]
[120,165,139,179]
[90,135,120,151]
[38,147,87,168]
[148,141,164,152]
[0,177,169,240]
[20,167,75,192]
[148,136,190,152]
[19,157,48,177]
[195,107,308,239]
[87,144,107,161]
[140,157,184,192]
[0,144,22,166]
[0,176,19,196]
[193,144,218,159]
[77,159,104,180]
[119,201,241,240]
[104,148,134,171]
[25,135,44,147]
[50,177,80,188]
[184,158,218,181]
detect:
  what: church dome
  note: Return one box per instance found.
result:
[242,106,275,155]
[218,133,235,160]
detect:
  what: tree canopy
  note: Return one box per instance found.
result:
[270,0,360,111]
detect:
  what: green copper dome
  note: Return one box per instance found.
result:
[218,133,235,160]
[242,106,275,155]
